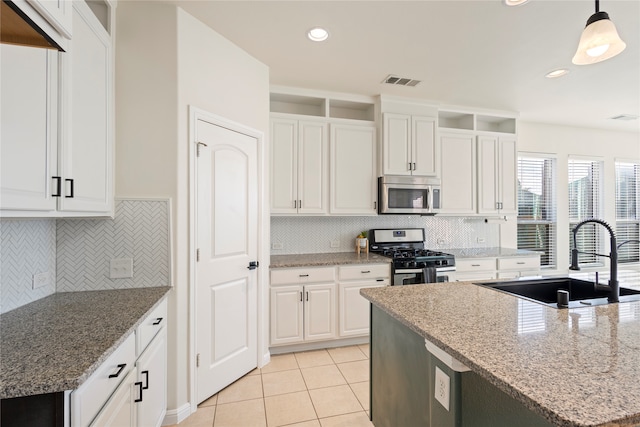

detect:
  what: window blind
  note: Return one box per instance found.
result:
[568,159,601,265]
[517,156,556,268]
[615,162,640,263]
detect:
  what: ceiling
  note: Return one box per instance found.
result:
[173,0,640,133]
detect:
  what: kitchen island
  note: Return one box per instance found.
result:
[361,279,640,427]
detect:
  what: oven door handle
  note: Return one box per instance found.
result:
[394,269,423,274]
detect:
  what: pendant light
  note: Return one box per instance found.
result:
[572,0,626,65]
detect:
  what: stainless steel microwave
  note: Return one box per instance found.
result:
[378,176,441,215]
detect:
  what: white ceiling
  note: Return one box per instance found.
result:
[173,0,640,132]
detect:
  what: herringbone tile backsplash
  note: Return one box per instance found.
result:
[57,199,171,291]
[270,216,500,254]
[0,200,171,313]
[0,219,57,314]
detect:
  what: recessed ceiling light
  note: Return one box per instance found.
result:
[545,68,570,78]
[307,27,329,42]
[504,0,529,6]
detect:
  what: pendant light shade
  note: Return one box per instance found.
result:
[572,1,626,65]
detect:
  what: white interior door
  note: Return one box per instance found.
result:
[196,119,258,404]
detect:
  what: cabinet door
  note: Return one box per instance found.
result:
[498,137,517,214]
[304,283,336,342]
[439,133,476,214]
[298,121,327,214]
[89,368,136,427]
[28,0,73,39]
[329,123,377,215]
[58,1,112,213]
[270,286,304,345]
[270,119,298,214]
[382,113,411,176]
[339,281,387,337]
[0,44,58,212]
[412,116,437,176]
[136,329,167,427]
[477,135,499,214]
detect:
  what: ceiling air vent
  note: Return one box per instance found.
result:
[609,114,639,121]
[383,75,421,87]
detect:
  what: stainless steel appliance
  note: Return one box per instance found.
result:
[369,228,455,285]
[378,176,441,215]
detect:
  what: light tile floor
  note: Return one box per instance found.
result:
[171,344,373,427]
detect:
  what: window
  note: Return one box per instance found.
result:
[568,159,602,265]
[517,156,556,268]
[615,162,640,263]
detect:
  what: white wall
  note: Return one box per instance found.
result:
[512,121,640,274]
[116,2,269,420]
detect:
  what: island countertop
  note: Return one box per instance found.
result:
[0,286,171,399]
[361,280,640,427]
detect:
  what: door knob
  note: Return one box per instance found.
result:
[247,261,259,270]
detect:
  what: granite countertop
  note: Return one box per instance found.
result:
[0,286,171,399]
[447,247,541,258]
[270,252,392,268]
[361,278,640,427]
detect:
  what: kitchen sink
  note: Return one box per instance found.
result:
[475,277,640,308]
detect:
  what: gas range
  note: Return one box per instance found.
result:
[369,228,455,285]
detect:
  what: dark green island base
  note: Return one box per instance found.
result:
[370,305,553,427]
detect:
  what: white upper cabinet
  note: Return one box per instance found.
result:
[382,113,436,176]
[270,118,328,215]
[330,123,377,215]
[437,109,517,216]
[439,133,477,214]
[28,0,73,39]
[0,44,58,211]
[270,88,377,216]
[477,135,517,215]
[0,0,115,217]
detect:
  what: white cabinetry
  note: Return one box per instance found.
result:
[8,0,72,50]
[270,267,337,346]
[382,113,437,176]
[337,264,389,337]
[270,89,377,216]
[439,133,476,214]
[270,118,327,215]
[330,123,377,215]
[477,136,517,215]
[0,44,58,211]
[453,256,540,281]
[71,298,167,427]
[0,0,114,217]
[437,110,517,216]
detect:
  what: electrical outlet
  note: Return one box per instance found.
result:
[32,272,49,289]
[434,366,450,411]
[330,239,340,248]
[437,239,446,245]
[272,242,284,250]
[110,258,133,279]
[477,237,486,243]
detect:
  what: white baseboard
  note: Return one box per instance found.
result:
[162,403,192,426]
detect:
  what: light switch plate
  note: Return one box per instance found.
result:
[32,272,49,289]
[330,239,340,248]
[434,366,450,411]
[110,258,133,279]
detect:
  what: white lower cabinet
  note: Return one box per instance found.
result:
[270,264,390,346]
[452,256,540,282]
[71,298,167,427]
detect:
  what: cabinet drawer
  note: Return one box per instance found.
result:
[497,257,540,271]
[271,267,335,285]
[71,333,136,427]
[136,298,167,356]
[338,264,390,281]
[455,258,496,272]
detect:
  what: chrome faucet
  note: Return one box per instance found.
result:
[569,219,619,302]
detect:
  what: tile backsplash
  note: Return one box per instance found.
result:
[0,219,57,314]
[57,199,171,292]
[270,215,501,254]
[0,199,171,313]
